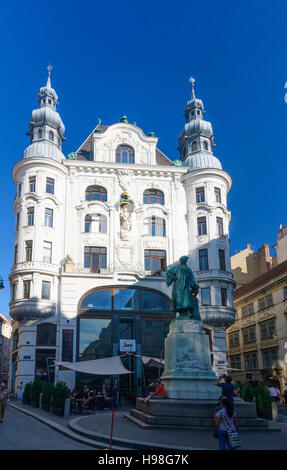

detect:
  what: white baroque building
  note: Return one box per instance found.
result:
[8,72,235,395]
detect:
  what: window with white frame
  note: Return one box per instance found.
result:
[25,240,33,262]
[197,217,207,235]
[216,217,224,235]
[44,208,53,228]
[23,280,31,299]
[43,241,52,263]
[41,281,51,300]
[196,187,205,203]
[201,287,211,306]
[85,214,107,233]
[46,178,55,194]
[144,217,166,237]
[27,207,34,226]
[29,176,36,193]
[214,187,221,203]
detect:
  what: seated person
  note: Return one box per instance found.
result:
[144,379,166,403]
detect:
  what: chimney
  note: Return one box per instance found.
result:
[258,244,271,275]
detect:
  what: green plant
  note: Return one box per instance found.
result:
[30,379,43,403]
[51,382,70,410]
[42,382,55,405]
[23,382,32,402]
[253,385,273,419]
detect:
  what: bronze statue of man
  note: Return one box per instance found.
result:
[166,255,201,321]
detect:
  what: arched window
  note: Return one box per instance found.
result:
[85,214,107,233]
[192,141,197,152]
[85,186,107,202]
[115,145,134,164]
[203,141,208,150]
[37,129,42,139]
[143,189,164,205]
[144,216,166,236]
[79,286,171,312]
[36,323,56,346]
[48,131,54,142]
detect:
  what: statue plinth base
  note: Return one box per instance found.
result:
[161,318,219,400]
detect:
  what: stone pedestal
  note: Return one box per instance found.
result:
[161,319,218,400]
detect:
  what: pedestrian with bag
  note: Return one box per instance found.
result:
[0,382,9,423]
[215,397,242,450]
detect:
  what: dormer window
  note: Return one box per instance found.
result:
[49,131,54,142]
[37,129,42,139]
[192,141,197,152]
[48,99,52,104]
[197,109,200,115]
[116,145,134,164]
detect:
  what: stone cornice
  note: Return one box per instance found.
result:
[181,168,232,192]
[12,157,68,182]
[64,160,187,178]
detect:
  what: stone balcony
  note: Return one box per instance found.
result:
[11,261,60,275]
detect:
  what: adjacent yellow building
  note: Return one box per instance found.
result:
[227,226,287,391]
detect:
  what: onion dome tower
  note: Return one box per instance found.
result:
[180,77,236,374]
[23,65,66,163]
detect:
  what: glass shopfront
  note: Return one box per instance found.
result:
[77,286,174,399]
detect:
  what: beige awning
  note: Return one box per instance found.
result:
[55,356,132,375]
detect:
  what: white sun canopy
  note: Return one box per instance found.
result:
[54,356,132,375]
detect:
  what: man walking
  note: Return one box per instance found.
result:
[0,382,9,423]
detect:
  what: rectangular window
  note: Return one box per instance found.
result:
[265,294,273,307]
[23,280,31,299]
[44,208,53,227]
[219,249,226,270]
[248,303,254,315]
[29,176,36,193]
[229,354,241,370]
[41,281,51,300]
[14,244,18,265]
[221,288,227,306]
[242,306,248,317]
[216,217,224,235]
[262,348,278,369]
[46,178,55,194]
[243,326,256,343]
[258,297,265,310]
[144,250,166,274]
[196,187,205,203]
[16,213,20,230]
[84,246,107,272]
[260,319,276,339]
[12,283,17,301]
[18,183,22,198]
[199,249,209,270]
[197,217,207,235]
[43,241,52,263]
[25,240,33,262]
[214,187,221,203]
[62,330,74,362]
[244,351,258,370]
[27,207,34,226]
[201,287,211,306]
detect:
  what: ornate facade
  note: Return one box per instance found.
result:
[8,72,235,395]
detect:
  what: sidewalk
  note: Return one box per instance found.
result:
[8,399,287,450]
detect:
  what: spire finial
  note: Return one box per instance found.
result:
[189,76,195,99]
[46,64,53,88]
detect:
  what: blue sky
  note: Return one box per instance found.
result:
[0,0,286,315]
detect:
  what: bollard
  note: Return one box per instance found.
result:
[64,397,71,418]
[271,401,278,421]
[39,392,43,409]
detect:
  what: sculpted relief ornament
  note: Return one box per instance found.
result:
[119,189,134,240]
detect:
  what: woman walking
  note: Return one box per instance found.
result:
[215,397,239,450]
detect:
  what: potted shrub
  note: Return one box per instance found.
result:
[51,382,70,416]
[22,382,32,405]
[30,379,43,408]
[42,382,55,412]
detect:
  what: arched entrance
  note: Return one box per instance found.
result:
[77,285,174,400]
